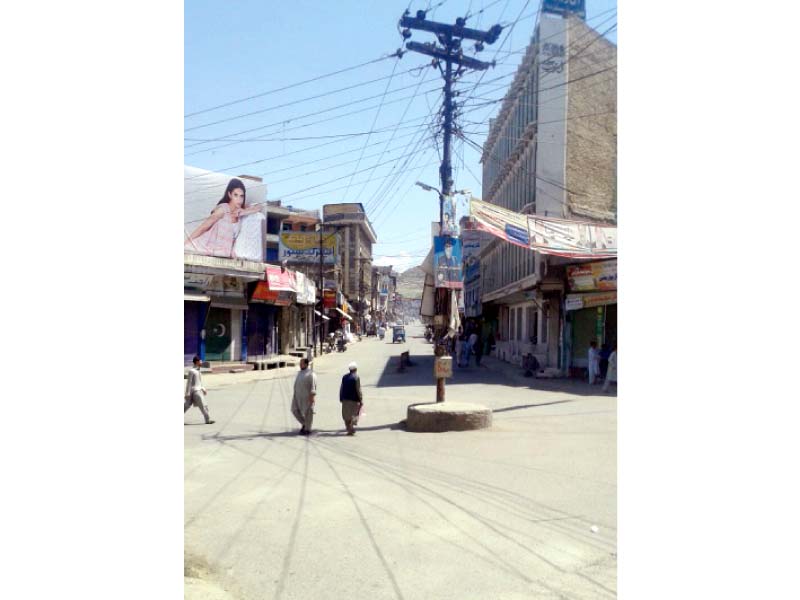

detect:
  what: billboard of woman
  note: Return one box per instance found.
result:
[184,168,266,262]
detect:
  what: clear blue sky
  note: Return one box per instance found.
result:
[185,0,617,271]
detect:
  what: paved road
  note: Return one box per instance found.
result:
[185,325,616,600]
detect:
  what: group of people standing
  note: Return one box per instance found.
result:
[587,341,617,392]
[454,327,484,368]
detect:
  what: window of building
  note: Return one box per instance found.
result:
[540,308,548,344]
[527,306,537,344]
[282,222,292,231]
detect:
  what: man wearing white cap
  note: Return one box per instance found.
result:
[339,362,363,436]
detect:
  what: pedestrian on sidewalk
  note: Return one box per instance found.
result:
[602,345,617,392]
[291,358,317,435]
[467,331,478,366]
[599,343,611,381]
[588,341,601,385]
[184,356,215,424]
[339,361,363,436]
[474,332,484,366]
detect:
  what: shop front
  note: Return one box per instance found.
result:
[250,273,294,357]
[563,259,617,376]
[184,291,210,365]
[184,273,253,364]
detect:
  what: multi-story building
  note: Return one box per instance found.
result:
[322,203,377,332]
[479,12,617,370]
[371,265,398,324]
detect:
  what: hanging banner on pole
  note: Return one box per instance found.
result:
[469,197,616,259]
[441,195,459,236]
[433,236,463,289]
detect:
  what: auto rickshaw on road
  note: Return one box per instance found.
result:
[392,325,406,343]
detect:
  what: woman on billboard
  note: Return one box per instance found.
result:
[184,178,265,261]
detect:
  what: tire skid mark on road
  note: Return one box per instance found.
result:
[361,435,617,489]
[313,439,565,596]
[185,379,264,481]
[296,337,617,548]
[310,442,407,600]
[206,435,570,588]
[185,381,290,527]
[318,437,616,553]
[273,442,310,600]
[209,443,306,566]
[314,439,615,600]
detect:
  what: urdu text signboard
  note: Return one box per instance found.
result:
[565,291,617,311]
[278,232,337,264]
[542,0,586,19]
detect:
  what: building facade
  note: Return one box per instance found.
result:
[322,203,377,333]
[479,12,617,370]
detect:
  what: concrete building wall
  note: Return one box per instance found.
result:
[564,15,617,222]
[479,14,616,369]
[535,14,569,219]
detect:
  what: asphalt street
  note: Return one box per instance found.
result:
[185,324,617,600]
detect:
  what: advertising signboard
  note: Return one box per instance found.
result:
[470,197,616,259]
[566,260,617,292]
[441,195,459,236]
[461,230,482,283]
[264,265,297,292]
[433,236,463,289]
[323,289,336,309]
[434,356,453,378]
[565,291,617,311]
[278,232,337,264]
[251,282,293,306]
[542,0,586,19]
[184,166,267,262]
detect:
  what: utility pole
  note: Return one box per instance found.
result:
[400,9,501,402]
[318,223,324,357]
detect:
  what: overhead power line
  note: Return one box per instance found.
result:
[184,52,399,119]
[185,64,426,133]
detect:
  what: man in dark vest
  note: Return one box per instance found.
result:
[339,362,363,436]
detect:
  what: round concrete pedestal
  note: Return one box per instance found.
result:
[406,402,492,432]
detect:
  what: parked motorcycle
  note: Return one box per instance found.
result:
[334,331,348,352]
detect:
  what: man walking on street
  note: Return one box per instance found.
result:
[474,332,484,366]
[339,362,363,436]
[184,356,215,424]
[467,330,478,366]
[291,358,317,435]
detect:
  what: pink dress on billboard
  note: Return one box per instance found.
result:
[185,203,239,258]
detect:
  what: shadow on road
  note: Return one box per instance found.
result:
[374,352,613,397]
[493,400,573,413]
[200,421,406,443]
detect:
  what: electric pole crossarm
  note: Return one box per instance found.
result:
[399,16,502,44]
[405,42,493,70]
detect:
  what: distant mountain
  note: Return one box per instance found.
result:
[395,265,425,300]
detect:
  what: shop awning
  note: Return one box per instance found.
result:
[334,308,353,321]
[314,310,330,321]
[184,292,210,302]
